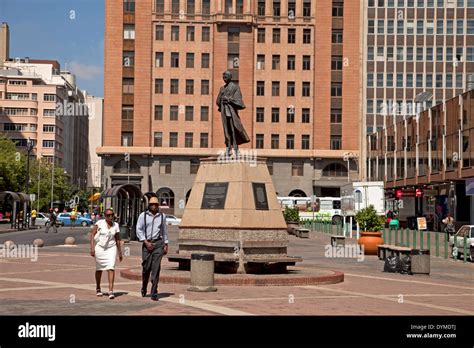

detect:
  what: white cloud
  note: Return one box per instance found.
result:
[66,61,102,81]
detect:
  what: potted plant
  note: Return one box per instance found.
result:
[355,205,385,255]
[283,206,300,235]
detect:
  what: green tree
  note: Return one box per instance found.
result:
[0,134,26,192]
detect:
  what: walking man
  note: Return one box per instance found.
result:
[136,197,168,301]
[45,208,58,233]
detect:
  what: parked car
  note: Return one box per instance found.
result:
[57,212,93,227]
[449,225,474,262]
[165,214,181,226]
[35,212,50,226]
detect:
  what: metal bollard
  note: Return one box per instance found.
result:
[187,253,217,292]
[435,232,439,257]
[413,229,417,249]
[453,234,457,261]
[427,231,431,251]
[406,228,409,248]
[420,230,424,250]
[444,233,448,259]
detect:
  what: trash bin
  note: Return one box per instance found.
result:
[187,253,217,292]
[120,225,130,241]
[410,249,430,274]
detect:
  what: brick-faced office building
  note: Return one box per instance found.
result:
[99,0,361,216]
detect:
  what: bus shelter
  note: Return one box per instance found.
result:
[0,191,30,230]
[100,184,144,241]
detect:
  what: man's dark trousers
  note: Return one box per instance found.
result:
[142,240,165,296]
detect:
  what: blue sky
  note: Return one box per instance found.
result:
[0,0,104,97]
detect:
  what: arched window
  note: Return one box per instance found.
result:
[113,159,141,174]
[157,187,175,208]
[289,189,307,197]
[322,163,347,177]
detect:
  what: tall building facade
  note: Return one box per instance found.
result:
[0,58,90,190]
[0,22,9,63]
[361,0,474,179]
[86,95,104,189]
[101,0,361,216]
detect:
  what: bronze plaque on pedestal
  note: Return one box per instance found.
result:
[252,183,269,210]
[201,182,229,209]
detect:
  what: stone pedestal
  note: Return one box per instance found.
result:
[169,157,302,273]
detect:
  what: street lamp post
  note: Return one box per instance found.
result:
[50,155,55,210]
[25,138,33,227]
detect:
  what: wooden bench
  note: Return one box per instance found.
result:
[377,244,391,260]
[331,235,346,247]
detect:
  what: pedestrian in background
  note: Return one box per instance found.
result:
[136,197,168,301]
[90,208,122,299]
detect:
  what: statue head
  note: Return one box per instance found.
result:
[223,71,232,84]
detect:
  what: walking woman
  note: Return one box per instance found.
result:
[90,208,122,299]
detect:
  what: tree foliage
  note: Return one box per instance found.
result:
[355,205,385,232]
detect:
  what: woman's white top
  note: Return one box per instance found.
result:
[94,219,119,249]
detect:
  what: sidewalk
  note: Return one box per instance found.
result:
[0,227,472,316]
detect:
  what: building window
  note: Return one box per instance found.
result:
[171,26,179,41]
[271,134,279,149]
[302,108,310,123]
[332,2,343,16]
[154,132,163,147]
[287,107,295,122]
[43,94,56,102]
[256,134,264,149]
[186,53,194,68]
[154,52,163,67]
[202,53,210,68]
[155,25,164,40]
[302,82,311,97]
[159,159,171,174]
[272,55,280,69]
[154,79,163,94]
[169,132,178,147]
[257,28,265,43]
[273,0,281,17]
[201,106,209,121]
[200,133,209,148]
[187,0,195,16]
[42,140,55,148]
[257,81,265,96]
[303,0,311,17]
[202,27,210,41]
[323,163,347,177]
[123,78,134,94]
[292,161,303,176]
[377,73,384,87]
[171,52,179,67]
[331,109,342,124]
[287,55,295,70]
[302,135,310,150]
[256,107,264,122]
[123,24,135,39]
[170,79,179,94]
[303,29,311,44]
[272,81,280,96]
[202,0,210,15]
[201,80,210,95]
[287,82,295,97]
[124,0,135,12]
[330,135,342,150]
[258,1,266,16]
[154,105,163,120]
[43,125,55,133]
[170,105,178,120]
[288,28,296,44]
[272,108,280,122]
[257,55,265,70]
[156,0,164,13]
[286,135,295,149]
[186,79,194,95]
[331,56,343,70]
[331,83,342,97]
[302,55,311,70]
[121,132,133,146]
[332,29,343,44]
[186,26,195,41]
[272,28,281,43]
[185,106,194,121]
[185,132,193,148]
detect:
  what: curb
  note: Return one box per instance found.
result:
[121,267,344,286]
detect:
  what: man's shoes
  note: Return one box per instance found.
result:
[141,289,146,297]
[151,294,158,301]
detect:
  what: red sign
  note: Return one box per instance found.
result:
[395,189,423,198]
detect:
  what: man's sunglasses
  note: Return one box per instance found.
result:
[149,203,158,206]
[106,214,114,217]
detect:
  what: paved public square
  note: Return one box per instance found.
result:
[0,226,472,316]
